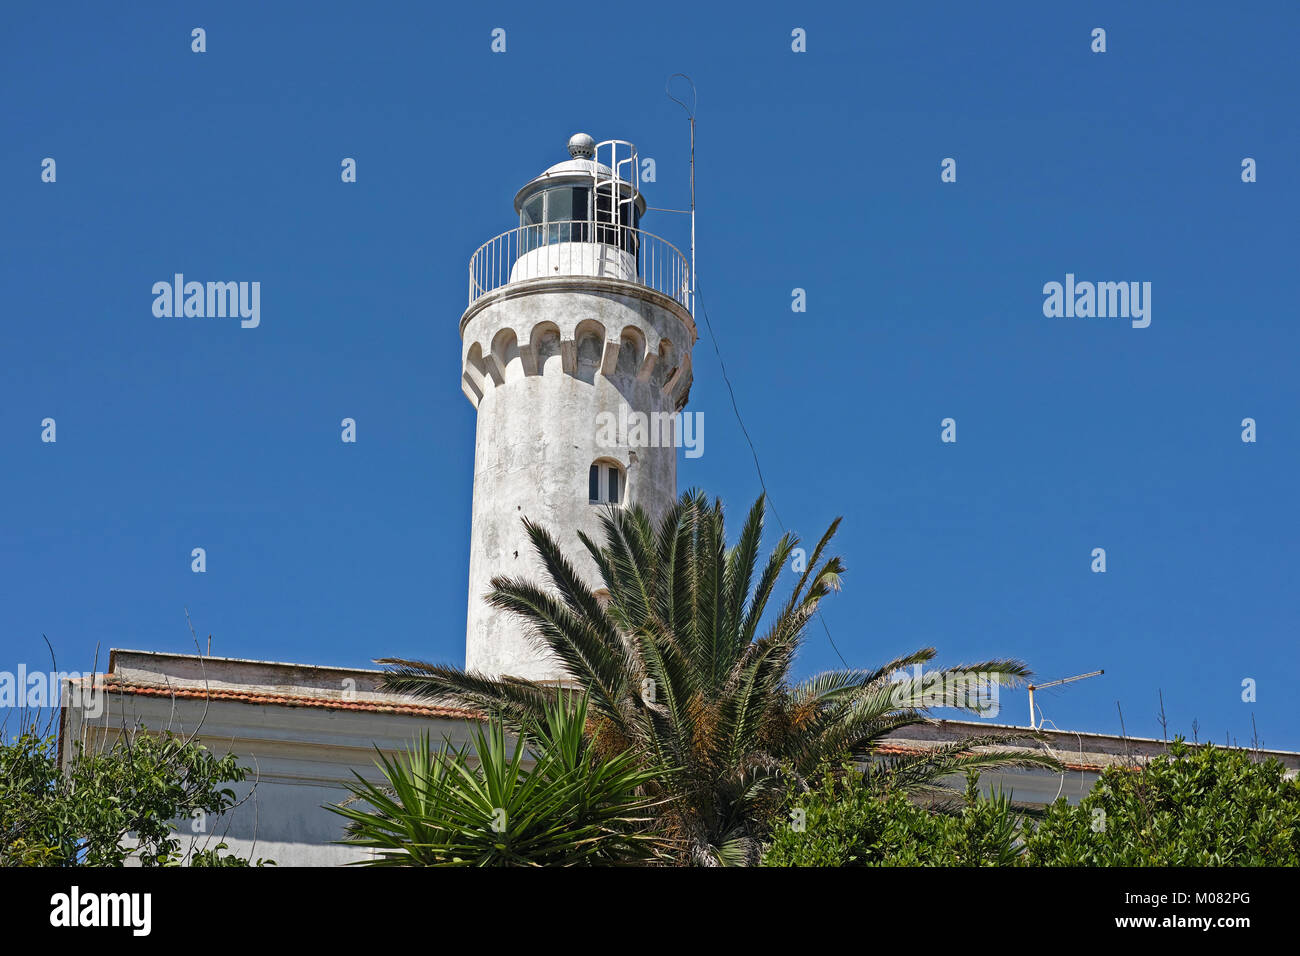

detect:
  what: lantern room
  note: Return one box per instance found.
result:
[507,134,645,284]
[466,133,691,314]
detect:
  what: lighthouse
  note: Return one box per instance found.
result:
[460,133,697,680]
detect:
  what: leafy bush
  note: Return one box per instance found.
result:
[1,723,267,866]
[1024,738,1300,866]
[765,738,1300,867]
[763,767,1023,866]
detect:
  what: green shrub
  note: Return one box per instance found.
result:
[1024,739,1300,866]
[1,723,266,866]
[763,768,1022,867]
[766,738,1300,867]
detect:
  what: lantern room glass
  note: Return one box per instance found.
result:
[518,185,639,257]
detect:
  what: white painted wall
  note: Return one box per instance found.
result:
[459,280,695,680]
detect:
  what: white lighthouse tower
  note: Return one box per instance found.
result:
[460,133,696,680]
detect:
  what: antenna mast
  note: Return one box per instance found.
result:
[1028,669,1104,730]
[666,74,697,307]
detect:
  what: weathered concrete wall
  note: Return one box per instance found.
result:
[108,650,402,702]
[460,277,695,680]
[59,652,479,867]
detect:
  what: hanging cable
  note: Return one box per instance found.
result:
[668,76,850,669]
[694,282,849,668]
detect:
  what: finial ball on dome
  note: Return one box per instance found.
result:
[567,133,596,159]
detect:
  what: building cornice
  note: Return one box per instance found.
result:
[459,275,696,344]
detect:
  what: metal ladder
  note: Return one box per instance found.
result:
[592,139,639,232]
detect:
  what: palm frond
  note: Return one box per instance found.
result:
[376,659,552,727]
[860,732,1063,796]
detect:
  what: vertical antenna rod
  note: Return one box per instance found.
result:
[666,74,697,306]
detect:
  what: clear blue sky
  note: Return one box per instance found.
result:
[3,1,1297,749]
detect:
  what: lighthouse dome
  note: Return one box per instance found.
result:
[512,133,645,219]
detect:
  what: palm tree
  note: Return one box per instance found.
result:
[381,490,1058,865]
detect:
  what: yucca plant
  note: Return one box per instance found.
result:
[328,692,664,866]
[380,490,1059,865]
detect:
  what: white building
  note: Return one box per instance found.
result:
[56,133,1300,866]
[61,650,473,866]
[63,648,1300,866]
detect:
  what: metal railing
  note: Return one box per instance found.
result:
[468,221,692,312]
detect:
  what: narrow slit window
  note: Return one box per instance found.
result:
[589,461,624,505]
